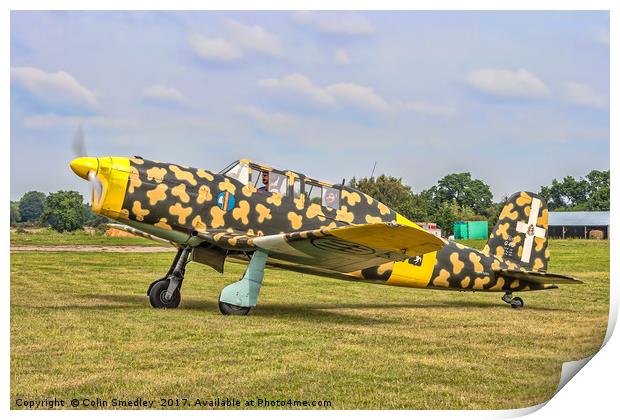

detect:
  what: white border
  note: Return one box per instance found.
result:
[3,1,616,419]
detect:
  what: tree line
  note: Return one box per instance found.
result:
[10,169,609,234]
[349,169,609,235]
[10,190,108,232]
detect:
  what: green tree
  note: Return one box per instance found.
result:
[348,175,429,221]
[422,172,493,214]
[41,191,85,232]
[18,191,46,222]
[539,169,609,211]
[10,201,20,226]
[83,204,110,227]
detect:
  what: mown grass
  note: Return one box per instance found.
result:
[10,228,156,246]
[10,239,609,409]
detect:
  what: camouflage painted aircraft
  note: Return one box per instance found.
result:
[70,156,581,315]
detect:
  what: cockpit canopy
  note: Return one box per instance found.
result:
[220,159,341,210]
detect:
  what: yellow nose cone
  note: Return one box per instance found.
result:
[70,157,99,180]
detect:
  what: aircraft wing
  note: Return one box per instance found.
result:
[250,223,445,273]
[495,269,583,285]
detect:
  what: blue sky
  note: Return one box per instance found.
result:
[10,11,609,201]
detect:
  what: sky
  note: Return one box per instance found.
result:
[10,11,610,202]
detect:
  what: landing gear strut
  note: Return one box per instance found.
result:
[148,246,192,309]
[502,292,524,309]
[218,250,268,315]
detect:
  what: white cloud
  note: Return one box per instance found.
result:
[325,83,389,112]
[11,66,98,108]
[465,68,550,98]
[293,11,374,35]
[259,73,336,107]
[563,81,608,109]
[143,84,190,106]
[396,101,457,117]
[259,73,455,116]
[22,114,137,130]
[225,20,282,56]
[236,106,294,131]
[188,34,242,62]
[334,49,350,65]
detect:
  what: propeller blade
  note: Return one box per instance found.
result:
[87,170,103,202]
[72,124,86,157]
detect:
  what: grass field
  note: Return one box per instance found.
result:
[10,228,157,246]
[10,238,609,409]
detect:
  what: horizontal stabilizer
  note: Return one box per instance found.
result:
[495,269,582,285]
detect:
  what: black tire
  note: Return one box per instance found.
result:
[149,279,181,309]
[510,297,524,309]
[218,297,251,316]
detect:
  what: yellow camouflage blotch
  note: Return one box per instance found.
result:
[146,183,168,206]
[294,197,305,210]
[433,269,450,287]
[146,167,167,181]
[171,184,190,203]
[242,184,256,197]
[130,157,144,165]
[496,222,510,239]
[267,194,282,206]
[510,280,520,289]
[365,215,382,224]
[534,236,545,251]
[196,169,214,181]
[365,194,373,205]
[473,276,490,289]
[218,178,236,193]
[154,217,172,230]
[128,167,141,193]
[232,200,250,225]
[517,246,523,257]
[532,258,544,271]
[377,263,393,275]
[170,165,197,186]
[516,192,532,207]
[192,215,206,231]
[450,253,465,274]
[499,203,518,220]
[537,208,548,227]
[512,235,522,246]
[209,206,226,228]
[377,202,390,215]
[342,191,361,206]
[197,185,212,204]
[119,208,129,219]
[469,252,484,272]
[489,277,505,291]
[287,212,303,230]
[213,232,226,241]
[169,203,192,225]
[336,206,355,223]
[306,203,325,221]
[460,276,471,288]
[454,242,467,250]
[131,201,150,221]
[524,205,531,217]
[495,246,504,260]
[256,204,272,223]
[491,259,501,270]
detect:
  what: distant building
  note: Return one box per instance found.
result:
[453,221,488,240]
[548,211,610,239]
[415,222,442,238]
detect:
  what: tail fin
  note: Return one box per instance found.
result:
[483,191,549,272]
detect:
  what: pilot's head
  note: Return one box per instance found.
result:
[261,171,269,186]
[325,190,337,206]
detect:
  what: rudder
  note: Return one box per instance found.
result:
[483,191,549,272]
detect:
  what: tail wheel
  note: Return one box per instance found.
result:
[510,297,524,309]
[149,279,181,309]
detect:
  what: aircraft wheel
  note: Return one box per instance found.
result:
[149,279,181,309]
[218,297,251,316]
[510,297,524,309]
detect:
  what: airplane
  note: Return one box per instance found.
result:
[69,156,582,315]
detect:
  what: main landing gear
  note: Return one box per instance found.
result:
[147,246,192,309]
[218,250,268,316]
[502,292,524,309]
